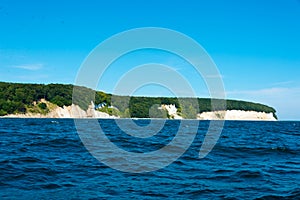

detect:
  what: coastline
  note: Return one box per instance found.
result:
[1,109,277,121]
[0,99,277,121]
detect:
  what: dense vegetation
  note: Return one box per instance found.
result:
[0,82,277,118]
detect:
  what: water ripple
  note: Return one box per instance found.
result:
[0,119,299,199]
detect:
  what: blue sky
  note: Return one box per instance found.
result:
[0,0,299,120]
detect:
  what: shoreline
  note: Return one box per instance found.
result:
[0,117,284,122]
[0,115,277,122]
[0,102,277,121]
[0,117,279,121]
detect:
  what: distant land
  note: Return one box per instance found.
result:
[0,82,277,120]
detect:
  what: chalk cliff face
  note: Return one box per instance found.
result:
[46,103,117,118]
[3,102,276,121]
[5,102,118,119]
[197,110,276,121]
[160,104,276,121]
[160,104,183,119]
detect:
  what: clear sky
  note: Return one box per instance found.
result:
[0,0,299,120]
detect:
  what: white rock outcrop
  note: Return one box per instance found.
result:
[160,104,183,119]
[3,101,277,121]
[197,110,276,121]
[4,102,118,119]
[46,104,115,118]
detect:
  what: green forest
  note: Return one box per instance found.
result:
[0,82,277,118]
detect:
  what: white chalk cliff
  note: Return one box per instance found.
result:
[5,102,118,119]
[197,110,276,121]
[3,101,276,121]
[160,104,183,119]
[46,103,117,118]
[160,104,276,121]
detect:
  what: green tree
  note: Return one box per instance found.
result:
[38,102,47,110]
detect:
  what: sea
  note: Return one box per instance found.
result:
[0,118,299,199]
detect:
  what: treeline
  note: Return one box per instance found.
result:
[0,82,111,116]
[0,82,276,118]
[0,82,73,116]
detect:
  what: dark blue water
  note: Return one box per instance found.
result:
[0,119,300,199]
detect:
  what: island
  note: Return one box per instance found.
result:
[0,82,277,120]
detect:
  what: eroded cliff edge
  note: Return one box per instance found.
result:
[3,102,277,121]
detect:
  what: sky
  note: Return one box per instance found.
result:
[0,0,299,120]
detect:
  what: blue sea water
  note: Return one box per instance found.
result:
[0,119,300,199]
